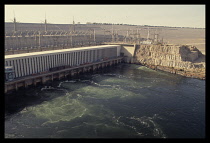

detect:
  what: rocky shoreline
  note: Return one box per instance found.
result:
[133,44,205,80]
[141,63,205,80]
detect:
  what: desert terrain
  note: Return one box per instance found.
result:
[5,22,205,54]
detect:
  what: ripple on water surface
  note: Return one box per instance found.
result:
[5,64,205,138]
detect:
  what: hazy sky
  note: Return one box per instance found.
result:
[5,5,205,28]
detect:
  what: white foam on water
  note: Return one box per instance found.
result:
[57,80,78,88]
[91,74,101,80]
[103,73,117,76]
[66,80,77,83]
[41,84,71,97]
[14,91,87,127]
[37,99,88,126]
[41,86,58,91]
[113,114,167,138]
[90,80,114,88]
[57,82,63,87]
[81,80,92,83]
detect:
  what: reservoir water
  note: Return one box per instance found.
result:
[5,64,205,138]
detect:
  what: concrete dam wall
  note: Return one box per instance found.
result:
[120,45,136,63]
[132,44,205,79]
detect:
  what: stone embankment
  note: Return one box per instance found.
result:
[134,44,205,80]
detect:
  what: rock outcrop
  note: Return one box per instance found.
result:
[134,44,205,79]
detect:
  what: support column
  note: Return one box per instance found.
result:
[25,80,28,88]
[31,57,35,74]
[5,85,7,93]
[16,59,21,77]
[58,73,61,80]
[42,76,46,84]
[15,83,18,91]
[33,78,37,86]
[91,65,93,72]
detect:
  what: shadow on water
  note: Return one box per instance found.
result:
[5,65,123,119]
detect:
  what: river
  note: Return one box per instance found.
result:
[5,64,205,138]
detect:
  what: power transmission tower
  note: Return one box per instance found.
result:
[12,11,17,32]
[44,13,47,32]
[125,30,129,43]
[116,30,119,43]
[111,24,114,42]
[147,27,150,40]
[73,16,75,32]
[39,31,41,47]
[93,29,96,42]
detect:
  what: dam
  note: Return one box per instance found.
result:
[4,5,205,139]
[5,43,205,93]
[5,45,123,93]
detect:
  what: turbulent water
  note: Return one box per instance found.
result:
[5,64,205,138]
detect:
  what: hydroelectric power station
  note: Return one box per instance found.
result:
[5,45,125,93]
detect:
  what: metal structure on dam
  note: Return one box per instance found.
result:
[5,45,123,93]
[5,19,161,55]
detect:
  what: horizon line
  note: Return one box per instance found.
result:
[4,21,205,29]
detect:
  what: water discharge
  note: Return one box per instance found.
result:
[5,64,205,138]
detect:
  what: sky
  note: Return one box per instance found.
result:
[5,5,205,28]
